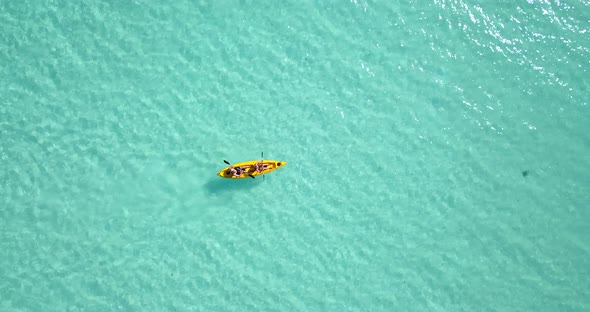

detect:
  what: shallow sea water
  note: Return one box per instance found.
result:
[1,1,589,311]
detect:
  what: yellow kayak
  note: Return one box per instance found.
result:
[217,159,287,179]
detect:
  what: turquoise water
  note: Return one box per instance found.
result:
[1,0,589,310]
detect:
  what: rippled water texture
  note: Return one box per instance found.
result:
[1,1,589,311]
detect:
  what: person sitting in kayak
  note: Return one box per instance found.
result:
[253,161,265,173]
[226,166,243,177]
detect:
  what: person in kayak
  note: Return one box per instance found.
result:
[253,161,265,173]
[226,166,243,177]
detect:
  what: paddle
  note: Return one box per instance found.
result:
[223,160,255,179]
[261,151,265,181]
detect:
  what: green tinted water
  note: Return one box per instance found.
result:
[1,1,589,311]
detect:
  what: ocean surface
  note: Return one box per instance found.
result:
[1,1,589,311]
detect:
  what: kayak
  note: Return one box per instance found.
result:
[217,160,287,179]
[217,159,287,179]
